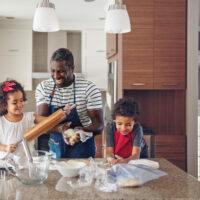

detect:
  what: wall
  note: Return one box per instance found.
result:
[187,0,199,177]
[67,32,82,73]
[23,79,44,112]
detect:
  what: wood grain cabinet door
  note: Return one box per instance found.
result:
[121,0,186,90]
[154,0,186,89]
[155,135,186,171]
[122,0,154,89]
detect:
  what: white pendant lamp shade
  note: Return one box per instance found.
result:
[33,0,60,32]
[105,1,131,33]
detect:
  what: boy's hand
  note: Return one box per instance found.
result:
[6,144,16,153]
[107,157,115,167]
[107,155,126,167]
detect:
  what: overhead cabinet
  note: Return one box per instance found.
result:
[154,0,186,89]
[0,29,32,90]
[122,0,186,90]
[123,0,154,89]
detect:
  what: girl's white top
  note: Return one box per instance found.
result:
[0,112,35,159]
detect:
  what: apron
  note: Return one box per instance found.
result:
[48,76,95,158]
[114,130,134,158]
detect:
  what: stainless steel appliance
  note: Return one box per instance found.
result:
[104,60,118,122]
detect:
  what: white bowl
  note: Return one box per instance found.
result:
[56,161,86,177]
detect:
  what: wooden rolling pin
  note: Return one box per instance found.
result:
[24,108,67,142]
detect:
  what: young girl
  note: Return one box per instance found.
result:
[0,80,71,159]
[106,98,148,166]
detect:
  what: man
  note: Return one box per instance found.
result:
[35,48,104,158]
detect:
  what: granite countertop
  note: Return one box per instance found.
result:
[1,158,200,200]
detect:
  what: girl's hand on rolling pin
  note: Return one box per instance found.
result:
[6,144,16,153]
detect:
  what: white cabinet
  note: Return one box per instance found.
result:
[0,30,32,55]
[84,30,107,90]
[0,29,32,90]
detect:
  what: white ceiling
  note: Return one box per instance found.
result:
[0,0,108,22]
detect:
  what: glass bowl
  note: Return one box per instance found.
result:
[14,150,50,185]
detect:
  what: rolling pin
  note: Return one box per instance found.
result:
[23,105,76,142]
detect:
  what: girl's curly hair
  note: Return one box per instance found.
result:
[0,80,27,116]
[112,98,140,122]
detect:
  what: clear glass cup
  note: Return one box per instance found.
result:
[14,150,50,185]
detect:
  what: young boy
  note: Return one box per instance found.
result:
[106,98,148,166]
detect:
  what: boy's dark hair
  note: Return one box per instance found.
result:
[51,48,74,69]
[112,98,140,122]
[0,80,27,116]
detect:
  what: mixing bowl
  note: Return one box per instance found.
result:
[14,150,50,185]
[56,161,86,177]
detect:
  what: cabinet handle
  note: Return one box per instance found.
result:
[163,83,177,86]
[132,83,145,86]
[96,50,106,53]
[156,143,168,147]
[8,49,19,52]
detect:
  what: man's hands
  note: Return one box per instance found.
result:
[63,104,77,115]
[60,122,71,133]
[62,104,71,115]
[62,128,80,146]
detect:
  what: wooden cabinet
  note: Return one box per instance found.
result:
[123,0,154,89]
[0,29,32,90]
[106,0,187,170]
[155,135,186,170]
[154,0,186,89]
[95,134,103,158]
[106,33,117,59]
[122,0,186,90]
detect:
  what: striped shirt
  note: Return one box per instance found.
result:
[35,73,102,127]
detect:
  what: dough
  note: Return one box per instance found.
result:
[63,129,80,145]
[67,159,90,166]
[117,178,140,187]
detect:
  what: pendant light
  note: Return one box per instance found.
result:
[33,0,60,32]
[104,0,131,34]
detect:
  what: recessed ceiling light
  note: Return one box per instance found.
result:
[84,0,95,2]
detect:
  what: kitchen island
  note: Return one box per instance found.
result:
[1,158,200,200]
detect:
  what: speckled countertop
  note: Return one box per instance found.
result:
[1,158,200,200]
